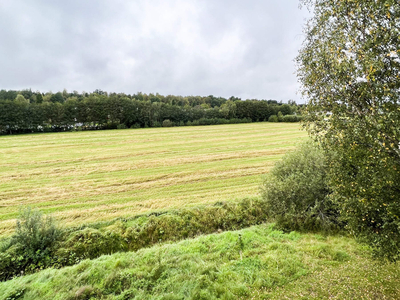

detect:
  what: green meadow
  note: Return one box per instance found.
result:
[1,123,399,300]
[0,122,306,235]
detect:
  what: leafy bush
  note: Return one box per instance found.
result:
[261,141,340,232]
[282,115,302,122]
[56,227,128,262]
[11,207,62,255]
[268,115,278,122]
[130,123,141,129]
[329,143,400,261]
[162,119,173,127]
[0,208,63,281]
[198,118,214,125]
[277,111,284,122]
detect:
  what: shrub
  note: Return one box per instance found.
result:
[243,118,252,123]
[104,123,118,130]
[198,118,211,125]
[261,140,340,232]
[268,115,278,122]
[11,207,62,255]
[0,208,63,281]
[282,115,301,122]
[130,123,141,129]
[162,119,173,127]
[56,226,128,261]
[277,111,283,122]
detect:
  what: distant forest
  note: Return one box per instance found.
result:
[0,89,302,134]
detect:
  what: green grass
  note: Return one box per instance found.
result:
[0,123,306,236]
[1,224,398,300]
[1,124,398,299]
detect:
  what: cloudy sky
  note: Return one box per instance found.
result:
[0,0,310,102]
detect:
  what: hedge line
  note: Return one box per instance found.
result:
[0,198,268,281]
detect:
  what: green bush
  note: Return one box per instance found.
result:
[282,115,302,122]
[0,208,63,281]
[162,119,173,127]
[277,111,284,122]
[261,141,340,232]
[328,143,400,261]
[268,115,278,122]
[198,118,213,125]
[56,227,128,262]
[11,207,62,255]
[130,123,141,129]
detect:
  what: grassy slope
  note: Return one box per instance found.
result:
[0,123,306,235]
[1,224,399,300]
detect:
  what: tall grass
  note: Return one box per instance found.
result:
[1,224,399,300]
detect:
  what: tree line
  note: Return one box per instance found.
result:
[0,89,301,134]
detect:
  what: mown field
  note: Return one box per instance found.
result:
[0,123,306,236]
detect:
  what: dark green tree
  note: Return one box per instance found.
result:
[50,92,64,103]
[36,93,43,104]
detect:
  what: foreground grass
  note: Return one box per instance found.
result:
[0,123,306,235]
[1,224,399,300]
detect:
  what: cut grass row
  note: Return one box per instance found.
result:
[1,224,399,300]
[0,123,306,236]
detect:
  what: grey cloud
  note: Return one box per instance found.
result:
[0,0,309,102]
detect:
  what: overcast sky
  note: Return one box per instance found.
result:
[0,0,310,102]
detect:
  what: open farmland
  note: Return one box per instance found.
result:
[0,123,306,235]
